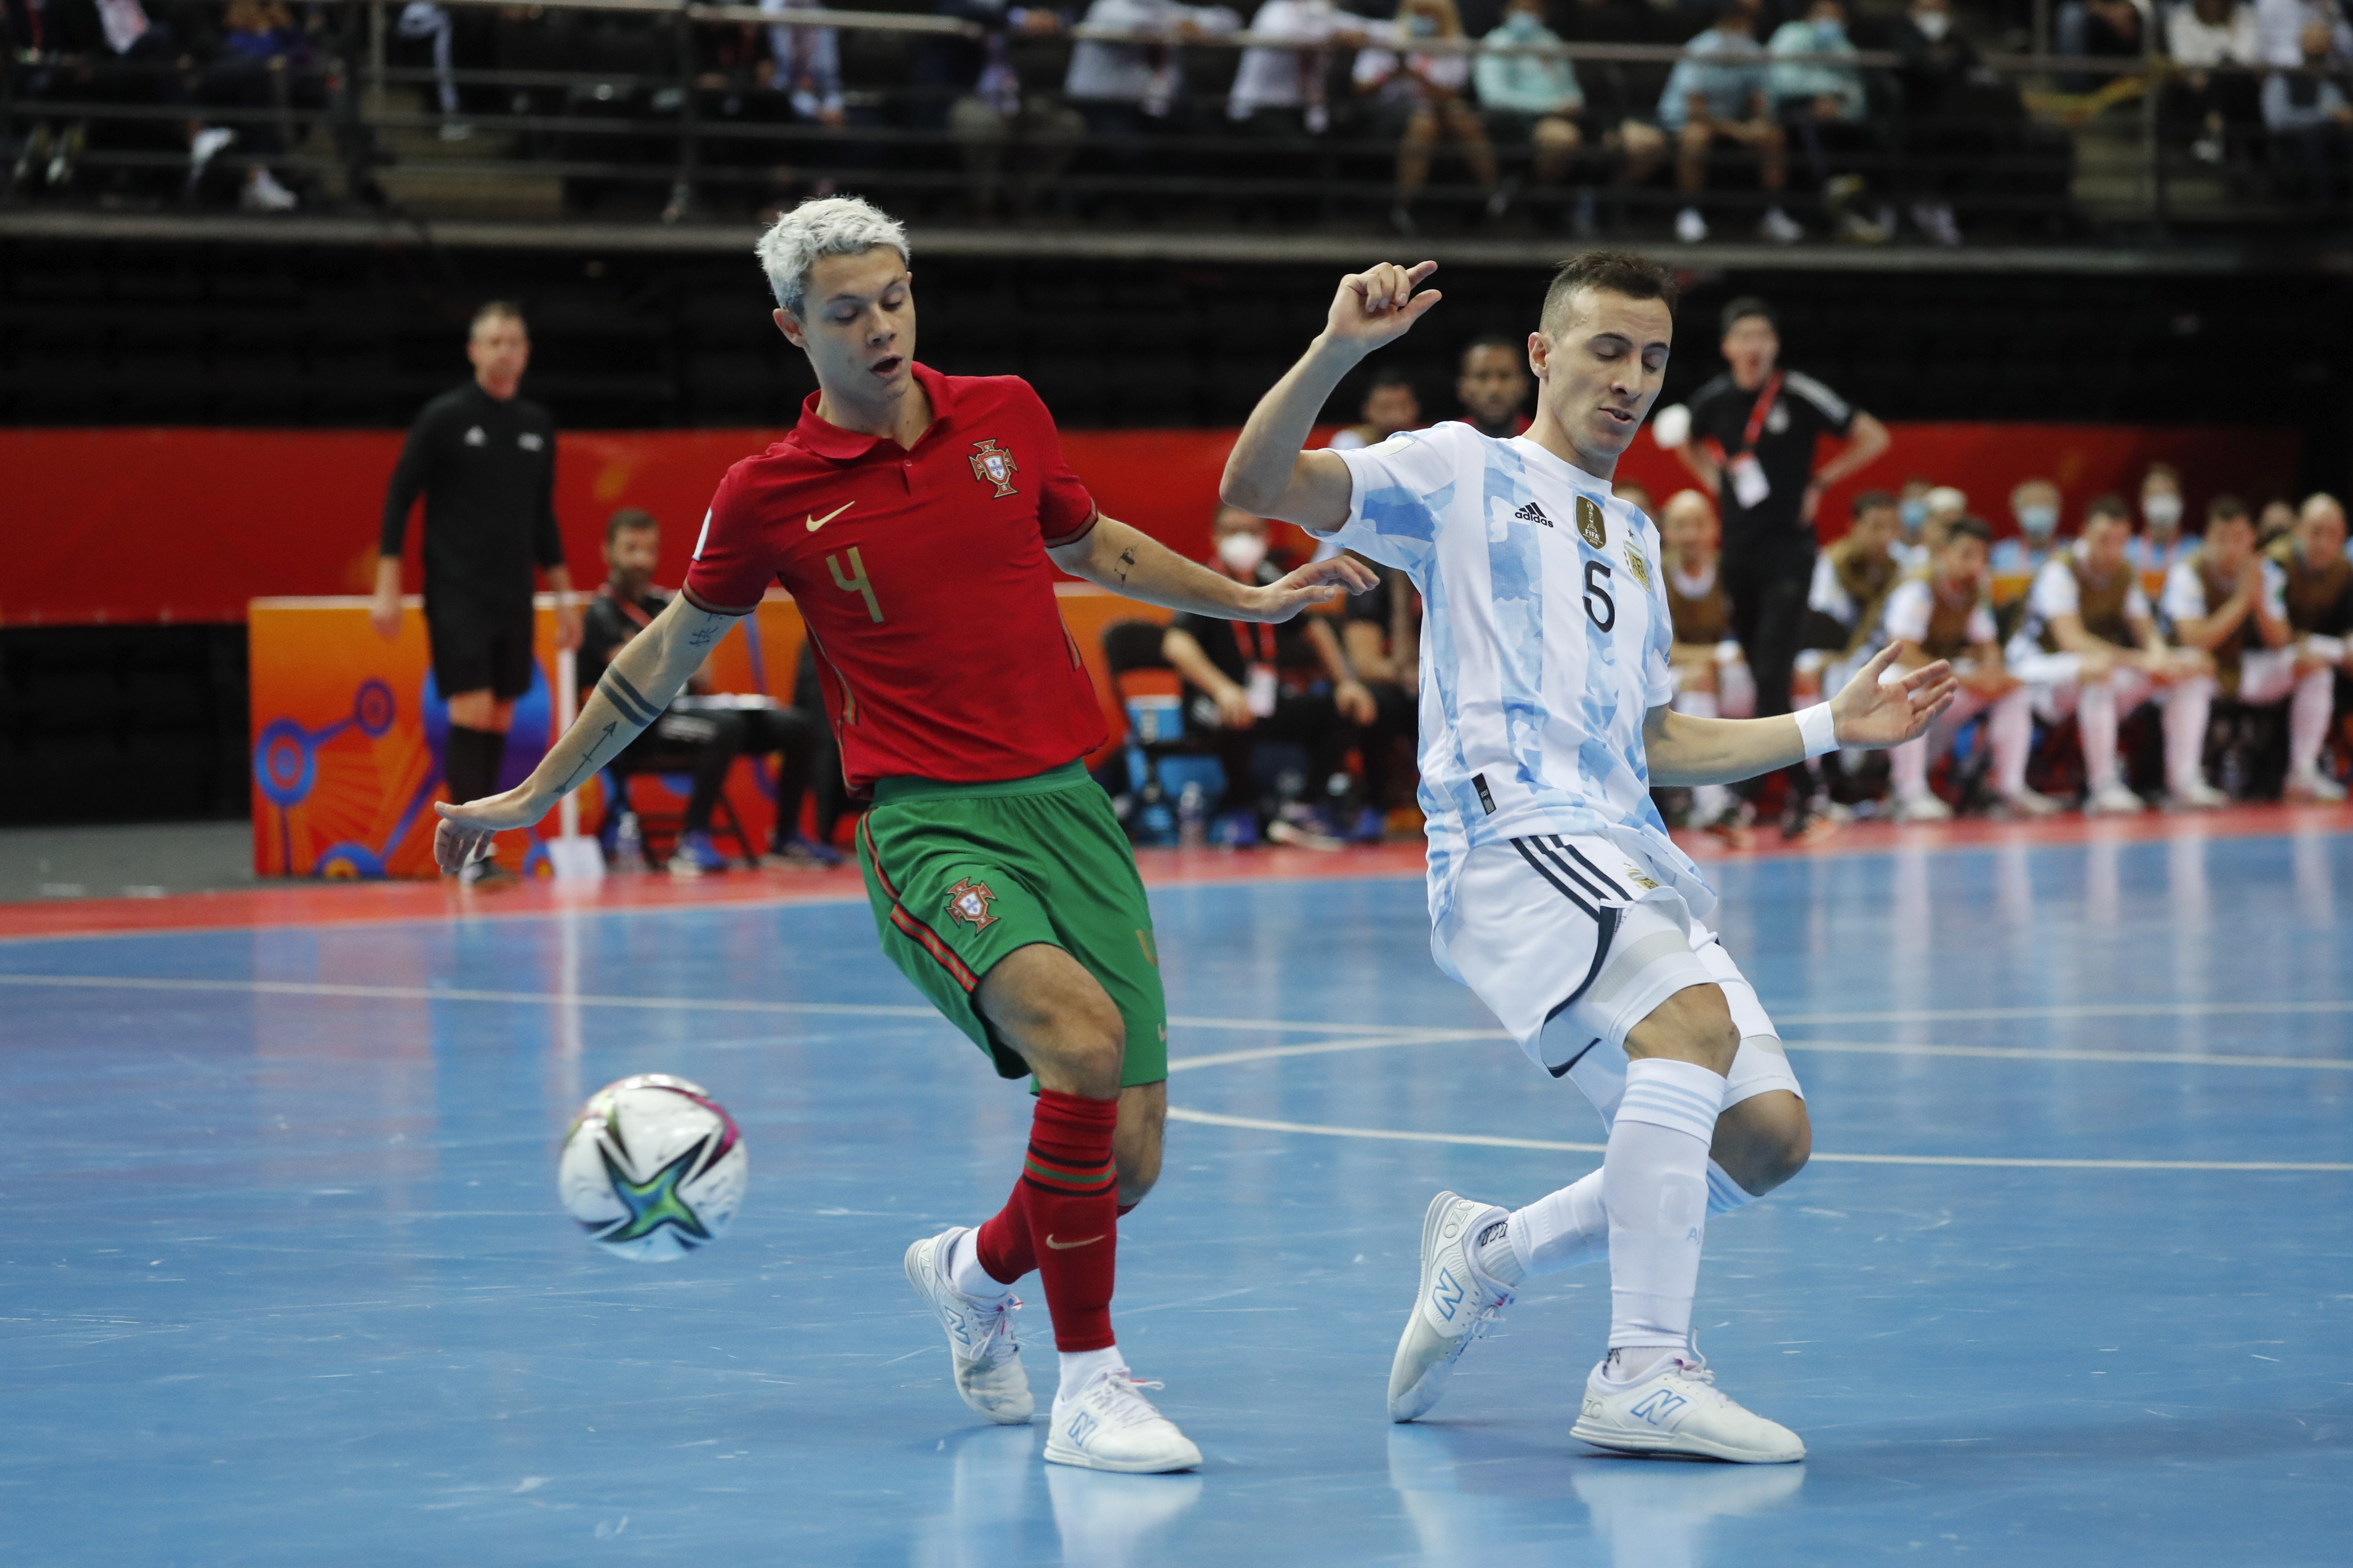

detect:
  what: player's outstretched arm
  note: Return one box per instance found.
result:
[1644,645,1958,787]
[1220,261,1442,531]
[429,596,733,870]
[1051,515,1377,622]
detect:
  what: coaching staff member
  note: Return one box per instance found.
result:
[372,302,582,853]
[1661,295,1887,838]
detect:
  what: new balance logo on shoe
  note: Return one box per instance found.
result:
[1514,502,1553,527]
[1631,1389,1689,1426]
[1066,1411,1099,1445]
[1431,1266,1465,1322]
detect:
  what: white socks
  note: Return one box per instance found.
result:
[2165,678,2215,793]
[948,1229,1009,1300]
[2290,665,2335,782]
[1601,1057,1726,1380]
[1988,688,2032,798]
[1487,1155,1758,1286]
[1055,1346,1125,1409]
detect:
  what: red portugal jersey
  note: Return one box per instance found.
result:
[682,363,1108,789]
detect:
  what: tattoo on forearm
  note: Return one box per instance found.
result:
[556,723,617,792]
[597,668,661,728]
[1116,547,1136,585]
[687,622,721,648]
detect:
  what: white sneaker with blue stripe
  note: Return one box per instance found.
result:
[1387,1190,1515,1422]
[904,1227,1032,1425]
[1044,1369,1202,1473]
[1571,1349,1805,1463]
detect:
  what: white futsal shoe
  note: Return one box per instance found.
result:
[1388,1190,1515,1422]
[1571,1348,1805,1464]
[2083,781,2146,816]
[1044,1368,1202,1473]
[905,1228,1034,1425]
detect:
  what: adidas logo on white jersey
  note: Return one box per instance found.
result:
[1514,502,1553,528]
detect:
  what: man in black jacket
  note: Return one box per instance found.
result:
[374,302,581,876]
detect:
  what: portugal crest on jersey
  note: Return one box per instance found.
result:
[1575,496,1608,548]
[969,439,1019,499]
[945,878,998,930]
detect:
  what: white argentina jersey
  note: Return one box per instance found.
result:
[1324,422,1715,948]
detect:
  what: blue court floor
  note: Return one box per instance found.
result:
[2,825,2348,1566]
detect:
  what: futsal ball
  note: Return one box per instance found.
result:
[559,1075,748,1261]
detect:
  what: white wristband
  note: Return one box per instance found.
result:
[1794,702,1839,759]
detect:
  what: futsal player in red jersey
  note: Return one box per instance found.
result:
[433,197,1374,1473]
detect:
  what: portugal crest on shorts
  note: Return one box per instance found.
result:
[1575,496,1608,548]
[945,878,998,930]
[969,439,1019,499]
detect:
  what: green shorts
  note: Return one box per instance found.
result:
[856,761,1168,1087]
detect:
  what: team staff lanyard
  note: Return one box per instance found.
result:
[1229,619,1280,718]
[1710,372,1782,512]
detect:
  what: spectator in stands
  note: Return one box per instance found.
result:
[1328,365,1422,450]
[2165,0,2264,164]
[1474,0,1585,197]
[1991,476,2064,573]
[2129,462,2194,573]
[2057,0,2146,92]
[1657,2,1802,244]
[913,1,1084,221]
[2005,500,2201,815]
[2161,495,2339,803]
[1454,335,1530,436]
[1066,0,1240,142]
[1660,488,1755,836]
[33,0,205,198]
[1768,0,1888,242]
[1799,489,1904,702]
[1228,0,1365,136]
[2256,0,2352,67]
[2274,493,2353,792]
[1550,0,1670,193]
[1895,475,1935,567]
[2259,495,2300,547]
[581,509,839,870]
[1339,562,1421,839]
[1880,516,2057,820]
[1162,507,1377,847]
[2262,21,2353,204]
[191,0,310,212]
[394,2,468,137]
[1889,0,1979,246]
[1354,0,1503,234]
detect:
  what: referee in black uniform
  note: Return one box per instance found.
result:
[1669,296,1889,839]
[372,302,581,872]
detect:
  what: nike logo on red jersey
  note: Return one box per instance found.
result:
[806,502,855,533]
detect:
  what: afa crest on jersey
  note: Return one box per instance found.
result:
[969,439,1019,499]
[1622,542,1651,589]
[945,878,998,930]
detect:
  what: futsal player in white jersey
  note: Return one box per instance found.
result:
[1222,252,1958,1464]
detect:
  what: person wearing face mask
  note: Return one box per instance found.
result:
[1888,0,1982,246]
[1768,0,1889,242]
[1892,476,1935,569]
[2128,463,2194,575]
[1474,0,1587,196]
[1354,0,1505,234]
[1162,508,1381,846]
[1991,477,2063,575]
[1655,2,1804,245]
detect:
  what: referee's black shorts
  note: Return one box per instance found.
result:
[425,598,537,701]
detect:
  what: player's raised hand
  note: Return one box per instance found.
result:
[1237,552,1381,623]
[433,786,550,873]
[1828,645,1959,748]
[1324,261,1441,357]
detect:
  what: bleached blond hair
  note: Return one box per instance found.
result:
[754,196,911,318]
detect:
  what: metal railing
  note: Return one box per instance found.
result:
[4,0,2344,239]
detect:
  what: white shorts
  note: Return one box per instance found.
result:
[1433,835,1805,1129]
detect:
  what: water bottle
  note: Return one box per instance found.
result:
[1177,782,1207,850]
[612,810,646,873]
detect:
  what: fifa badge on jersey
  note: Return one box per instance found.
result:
[1622,541,1651,589]
[969,439,1020,499]
[945,878,998,931]
[1575,496,1608,548]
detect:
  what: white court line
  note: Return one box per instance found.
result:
[0,972,1438,1039]
[1166,1033,2353,1073]
[1166,1107,2353,1173]
[1777,1000,2353,1025]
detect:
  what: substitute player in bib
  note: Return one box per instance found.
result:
[1221,251,1956,1463]
[431,198,1374,1474]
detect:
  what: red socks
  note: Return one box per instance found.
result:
[974,1089,1119,1352]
